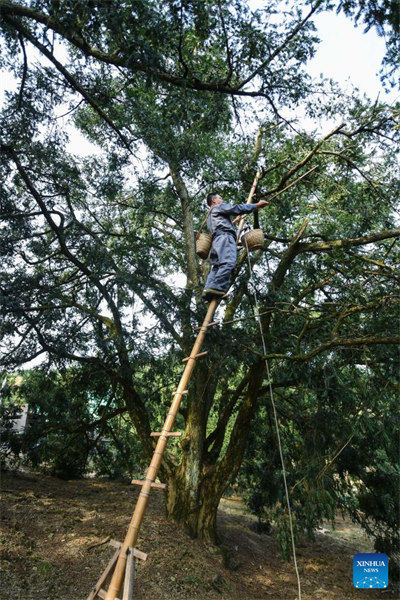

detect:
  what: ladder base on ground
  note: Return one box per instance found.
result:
[87,539,147,600]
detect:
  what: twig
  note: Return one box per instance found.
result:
[87,536,111,551]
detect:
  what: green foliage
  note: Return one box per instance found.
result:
[1,369,92,477]
[238,354,399,567]
[0,366,171,480]
[0,401,25,470]
[89,420,148,480]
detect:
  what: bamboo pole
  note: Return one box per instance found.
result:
[236,170,262,241]
[104,298,220,600]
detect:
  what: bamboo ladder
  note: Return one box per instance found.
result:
[87,298,221,600]
[88,172,262,600]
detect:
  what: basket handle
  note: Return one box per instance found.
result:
[196,206,216,239]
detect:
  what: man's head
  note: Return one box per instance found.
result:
[206,193,223,207]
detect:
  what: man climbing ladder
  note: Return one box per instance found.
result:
[202,192,269,300]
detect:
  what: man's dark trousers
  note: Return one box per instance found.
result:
[204,232,237,292]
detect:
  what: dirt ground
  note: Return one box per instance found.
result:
[0,469,397,600]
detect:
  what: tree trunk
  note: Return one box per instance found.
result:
[169,166,200,289]
[164,362,221,541]
[165,465,223,543]
[165,360,267,543]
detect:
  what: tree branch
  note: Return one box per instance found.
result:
[3,13,132,150]
[134,287,183,348]
[297,228,400,254]
[16,31,27,110]
[215,359,266,483]
[236,0,324,90]
[205,370,251,460]
[0,0,317,99]
[270,219,309,291]
[256,123,347,203]
[264,335,400,362]
[40,406,128,436]
[2,145,127,346]
[169,167,199,289]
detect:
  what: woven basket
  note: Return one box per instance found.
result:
[196,232,212,259]
[242,228,264,251]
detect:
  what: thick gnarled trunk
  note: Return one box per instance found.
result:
[165,359,267,543]
[166,466,223,543]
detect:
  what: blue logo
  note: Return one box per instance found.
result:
[353,553,388,589]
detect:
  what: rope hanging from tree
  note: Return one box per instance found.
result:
[243,235,303,600]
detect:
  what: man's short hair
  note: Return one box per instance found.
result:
[206,192,218,207]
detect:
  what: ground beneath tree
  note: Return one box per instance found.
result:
[0,469,397,600]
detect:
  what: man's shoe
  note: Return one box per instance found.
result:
[202,288,227,300]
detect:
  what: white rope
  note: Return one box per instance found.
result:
[244,240,302,600]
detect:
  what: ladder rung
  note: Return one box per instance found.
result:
[182,351,208,363]
[131,479,167,491]
[131,548,148,561]
[132,548,147,560]
[97,589,121,600]
[150,431,182,437]
[193,321,219,331]
[172,389,188,395]
[109,539,147,561]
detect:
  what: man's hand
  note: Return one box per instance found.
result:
[232,200,269,224]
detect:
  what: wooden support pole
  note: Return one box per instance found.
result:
[86,548,120,600]
[109,540,147,562]
[122,548,135,600]
[104,298,220,600]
